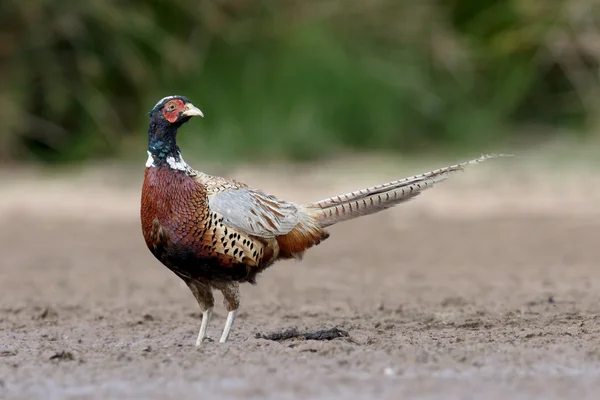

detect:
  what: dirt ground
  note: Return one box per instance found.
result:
[2,155,600,399]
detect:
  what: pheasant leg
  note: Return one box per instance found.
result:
[196,308,213,346]
[217,282,240,343]
[186,280,215,347]
[219,309,238,343]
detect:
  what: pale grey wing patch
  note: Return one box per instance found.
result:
[208,188,300,238]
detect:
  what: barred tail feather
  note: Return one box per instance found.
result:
[305,154,509,227]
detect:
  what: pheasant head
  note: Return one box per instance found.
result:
[146,95,203,170]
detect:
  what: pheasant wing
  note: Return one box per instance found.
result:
[207,188,300,238]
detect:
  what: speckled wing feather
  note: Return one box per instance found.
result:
[202,185,327,261]
[190,171,248,194]
[207,188,301,239]
[190,170,301,239]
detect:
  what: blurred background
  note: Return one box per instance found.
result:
[3,0,600,165]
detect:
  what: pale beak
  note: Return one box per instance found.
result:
[182,103,204,117]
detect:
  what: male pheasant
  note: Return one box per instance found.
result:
[141,95,505,346]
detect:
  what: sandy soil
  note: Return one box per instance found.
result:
[2,156,600,399]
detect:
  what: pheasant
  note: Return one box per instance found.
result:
[141,95,506,346]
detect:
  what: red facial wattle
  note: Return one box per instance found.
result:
[162,99,186,123]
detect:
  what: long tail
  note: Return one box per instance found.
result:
[304,154,509,227]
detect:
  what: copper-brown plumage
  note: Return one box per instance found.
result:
[140,95,507,345]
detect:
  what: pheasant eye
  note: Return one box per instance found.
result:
[166,102,177,111]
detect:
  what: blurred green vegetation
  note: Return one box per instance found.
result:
[2,0,600,164]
